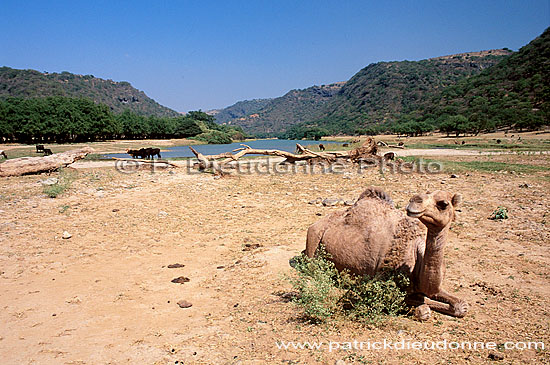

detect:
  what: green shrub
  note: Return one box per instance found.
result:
[289,246,410,323]
[42,168,77,198]
[489,206,508,220]
[193,130,233,144]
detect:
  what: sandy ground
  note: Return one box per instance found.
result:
[0,146,549,364]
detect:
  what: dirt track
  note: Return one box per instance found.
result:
[0,150,549,364]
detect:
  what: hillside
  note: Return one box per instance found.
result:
[215,82,344,136]
[208,98,272,124]
[428,27,549,131]
[0,67,178,117]
[309,49,512,134]
[217,50,510,136]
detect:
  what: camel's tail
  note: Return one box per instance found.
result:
[356,186,394,208]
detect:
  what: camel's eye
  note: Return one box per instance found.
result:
[437,200,449,210]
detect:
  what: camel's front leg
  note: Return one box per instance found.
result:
[406,291,468,318]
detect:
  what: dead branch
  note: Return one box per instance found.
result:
[188,137,382,175]
[0,147,94,177]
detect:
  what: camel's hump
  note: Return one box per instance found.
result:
[356,187,394,208]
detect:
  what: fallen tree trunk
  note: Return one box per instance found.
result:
[111,157,180,167]
[0,147,94,177]
[188,137,381,175]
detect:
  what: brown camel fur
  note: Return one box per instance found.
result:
[305,187,468,318]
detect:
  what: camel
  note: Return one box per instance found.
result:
[304,187,468,318]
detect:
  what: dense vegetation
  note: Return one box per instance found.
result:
[0,97,245,144]
[0,67,178,116]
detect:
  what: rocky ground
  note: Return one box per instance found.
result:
[0,137,549,364]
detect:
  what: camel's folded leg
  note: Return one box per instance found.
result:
[431,290,469,318]
[406,292,468,318]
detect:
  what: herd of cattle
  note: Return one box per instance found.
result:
[126,148,162,159]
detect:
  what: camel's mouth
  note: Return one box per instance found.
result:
[406,208,425,218]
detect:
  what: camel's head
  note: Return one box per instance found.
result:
[406,191,462,230]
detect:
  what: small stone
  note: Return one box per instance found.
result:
[308,198,322,205]
[169,170,176,175]
[177,300,192,308]
[62,231,72,239]
[450,174,459,178]
[167,263,185,268]
[342,175,351,180]
[171,276,190,284]
[242,243,261,251]
[344,200,355,206]
[94,191,105,198]
[158,211,168,217]
[519,183,530,188]
[41,178,58,186]
[488,352,504,361]
[112,208,119,212]
[440,180,446,184]
[322,198,341,207]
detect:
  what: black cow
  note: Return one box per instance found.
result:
[318,143,325,151]
[36,144,45,153]
[126,149,145,159]
[43,148,53,156]
[142,148,161,159]
[0,150,7,159]
[383,152,396,161]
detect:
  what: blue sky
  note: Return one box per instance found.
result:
[1,1,548,112]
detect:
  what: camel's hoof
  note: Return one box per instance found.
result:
[414,304,431,321]
[453,301,469,318]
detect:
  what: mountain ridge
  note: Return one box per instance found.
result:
[0,67,178,117]
[214,49,512,135]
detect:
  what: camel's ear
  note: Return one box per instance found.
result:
[452,193,463,207]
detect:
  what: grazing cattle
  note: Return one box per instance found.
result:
[0,150,7,159]
[126,147,161,159]
[126,149,144,159]
[143,147,161,159]
[496,139,502,144]
[43,148,53,156]
[318,143,325,151]
[383,152,395,161]
[342,143,349,147]
[397,141,404,146]
[461,141,465,145]
[36,144,45,153]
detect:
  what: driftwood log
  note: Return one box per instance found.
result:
[0,147,94,177]
[189,137,381,175]
[111,157,180,168]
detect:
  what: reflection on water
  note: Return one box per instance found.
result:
[105,139,343,159]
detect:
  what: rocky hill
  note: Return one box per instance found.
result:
[214,82,344,136]
[0,67,178,117]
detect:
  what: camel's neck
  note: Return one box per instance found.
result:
[424,227,448,257]
[416,226,449,295]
